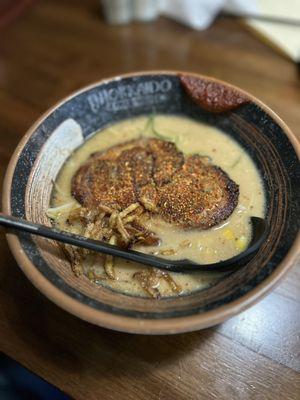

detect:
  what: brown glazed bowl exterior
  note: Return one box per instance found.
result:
[2,71,300,334]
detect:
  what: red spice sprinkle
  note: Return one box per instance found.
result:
[180,74,248,113]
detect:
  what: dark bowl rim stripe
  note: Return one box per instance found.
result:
[2,70,300,334]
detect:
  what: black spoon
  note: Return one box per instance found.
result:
[0,213,267,273]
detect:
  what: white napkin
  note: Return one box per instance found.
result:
[160,0,258,30]
[160,0,225,30]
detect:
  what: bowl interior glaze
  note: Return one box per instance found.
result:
[3,72,300,334]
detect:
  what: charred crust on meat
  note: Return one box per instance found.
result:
[72,137,239,229]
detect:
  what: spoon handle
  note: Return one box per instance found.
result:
[0,213,183,269]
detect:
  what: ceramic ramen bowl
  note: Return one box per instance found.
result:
[3,71,300,334]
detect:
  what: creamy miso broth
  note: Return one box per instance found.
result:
[50,115,265,298]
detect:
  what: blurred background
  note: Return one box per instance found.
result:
[0,0,299,399]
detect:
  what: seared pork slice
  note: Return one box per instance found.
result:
[72,138,239,229]
[72,138,183,209]
[156,155,239,228]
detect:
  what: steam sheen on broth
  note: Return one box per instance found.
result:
[50,115,265,298]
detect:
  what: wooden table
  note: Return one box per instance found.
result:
[0,1,299,399]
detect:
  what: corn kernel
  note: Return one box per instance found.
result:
[223,229,235,240]
[87,270,95,281]
[236,235,248,251]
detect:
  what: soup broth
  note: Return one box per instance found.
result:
[50,115,265,297]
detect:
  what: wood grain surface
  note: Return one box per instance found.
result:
[0,1,299,399]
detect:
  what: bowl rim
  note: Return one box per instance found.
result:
[3,70,300,334]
